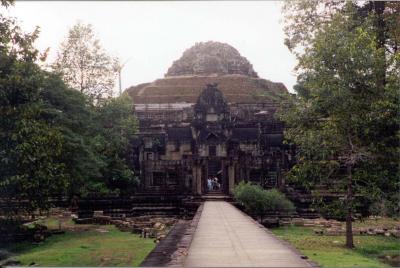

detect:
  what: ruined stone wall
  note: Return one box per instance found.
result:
[132,104,291,194]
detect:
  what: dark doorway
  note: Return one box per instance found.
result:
[206,160,223,193]
[209,145,216,156]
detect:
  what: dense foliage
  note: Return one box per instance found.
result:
[0,4,137,217]
[233,182,295,219]
[281,1,399,248]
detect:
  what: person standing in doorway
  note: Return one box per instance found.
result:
[213,176,220,190]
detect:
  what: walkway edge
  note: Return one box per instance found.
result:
[169,203,204,267]
[140,204,204,267]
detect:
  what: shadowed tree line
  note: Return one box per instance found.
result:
[281,1,399,248]
[0,0,138,218]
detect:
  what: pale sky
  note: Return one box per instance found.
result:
[5,1,298,94]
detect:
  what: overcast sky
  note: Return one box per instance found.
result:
[6,1,298,94]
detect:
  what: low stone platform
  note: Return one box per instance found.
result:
[140,204,204,267]
[201,192,232,202]
[140,220,191,267]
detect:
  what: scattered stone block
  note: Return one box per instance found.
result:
[279,220,291,226]
[313,229,324,235]
[158,234,166,240]
[359,228,368,235]
[33,233,45,242]
[0,258,21,267]
[389,229,400,238]
[325,228,345,236]
[62,211,71,217]
[261,218,279,228]
[93,210,104,217]
[0,250,12,261]
[95,228,109,233]
[292,218,304,226]
[74,218,93,224]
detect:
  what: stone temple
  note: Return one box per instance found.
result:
[127,41,295,197]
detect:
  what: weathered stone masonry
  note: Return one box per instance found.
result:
[127,41,295,197]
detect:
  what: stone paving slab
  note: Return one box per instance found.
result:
[184,201,312,267]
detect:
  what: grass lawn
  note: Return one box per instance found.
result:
[6,225,156,266]
[271,225,400,268]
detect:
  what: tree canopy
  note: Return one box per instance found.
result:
[53,22,119,104]
[0,7,137,217]
[281,1,399,248]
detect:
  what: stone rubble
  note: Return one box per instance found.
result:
[74,211,178,242]
[274,217,400,238]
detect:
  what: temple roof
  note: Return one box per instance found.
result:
[198,129,224,142]
[127,75,288,104]
[126,41,288,104]
[165,41,258,78]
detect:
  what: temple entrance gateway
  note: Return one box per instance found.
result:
[205,159,223,193]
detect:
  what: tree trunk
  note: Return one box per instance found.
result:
[346,164,354,248]
[370,1,386,89]
[372,1,386,49]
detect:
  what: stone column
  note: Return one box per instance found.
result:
[196,165,202,195]
[192,164,197,194]
[192,163,202,196]
[228,164,235,195]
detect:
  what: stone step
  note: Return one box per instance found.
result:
[201,195,233,202]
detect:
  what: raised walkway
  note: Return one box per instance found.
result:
[184,201,313,267]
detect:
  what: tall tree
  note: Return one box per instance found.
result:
[281,1,399,248]
[0,0,13,8]
[1,3,139,217]
[40,73,104,198]
[0,12,68,216]
[40,72,139,198]
[53,22,119,104]
[91,93,139,196]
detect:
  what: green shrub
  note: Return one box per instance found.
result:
[369,194,400,219]
[264,188,296,213]
[233,181,268,216]
[233,181,295,218]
